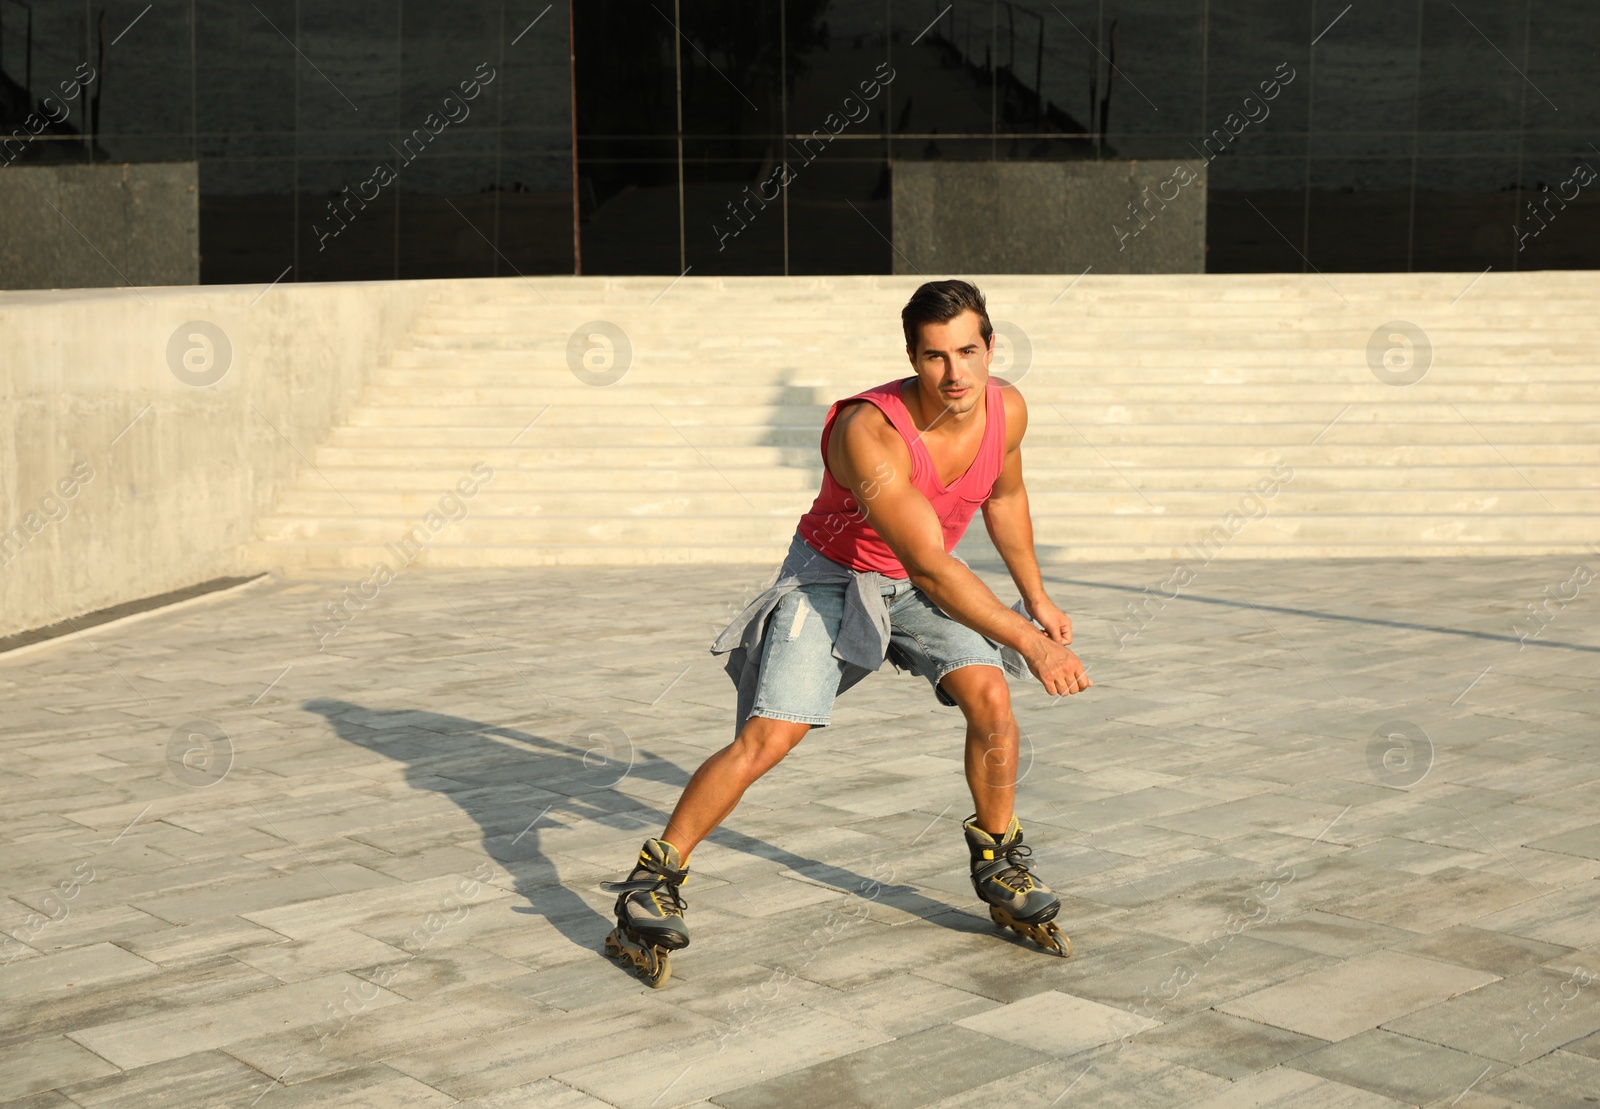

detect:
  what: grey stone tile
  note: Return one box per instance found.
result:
[1476,1049,1600,1108]
[54,1050,273,1108]
[1143,794,1356,845]
[1392,924,1574,977]
[1328,867,1553,933]
[552,1004,887,1108]
[1288,1028,1508,1105]
[1176,1065,1411,1108]
[914,917,1185,1004]
[1470,879,1600,950]
[66,971,405,1069]
[0,1090,79,1108]
[1073,854,1260,911]
[224,983,544,1087]
[1043,787,1216,832]
[812,973,1000,1038]
[225,1062,456,1107]
[1134,1010,1326,1080]
[1564,1029,1600,1061]
[0,955,282,1051]
[0,942,157,1002]
[130,862,401,928]
[1246,910,1418,958]
[1216,950,1499,1042]
[714,1025,1052,1109]
[954,989,1159,1056]
[116,916,293,967]
[231,930,412,984]
[1075,934,1338,1019]
[458,1078,619,1107]
[769,914,1001,993]
[925,1044,1229,1108]
[1526,822,1600,861]
[348,943,540,1001]
[0,1035,120,1101]
[1383,964,1600,1064]
[1334,835,1482,875]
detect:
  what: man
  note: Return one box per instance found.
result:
[603,279,1092,987]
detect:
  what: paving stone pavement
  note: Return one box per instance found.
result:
[2,553,1598,1108]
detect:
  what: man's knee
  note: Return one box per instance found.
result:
[735,716,811,776]
[946,667,1012,726]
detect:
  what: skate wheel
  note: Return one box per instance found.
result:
[988,906,1072,958]
[643,947,672,989]
[1038,921,1072,959]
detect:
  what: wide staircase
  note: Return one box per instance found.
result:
[250,273,1600,574]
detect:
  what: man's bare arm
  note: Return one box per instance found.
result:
[981,387,1050,613]
[827,401,1088,696]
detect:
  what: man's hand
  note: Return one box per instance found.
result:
[1023,597,1089,696]
[1025,597,1073,645]
[1025,635,1092,697]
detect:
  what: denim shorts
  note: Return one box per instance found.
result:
[747,574,1006,728]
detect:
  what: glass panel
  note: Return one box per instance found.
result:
[198,157,294,285]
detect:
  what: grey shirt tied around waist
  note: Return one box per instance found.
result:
[710,531,1040,736]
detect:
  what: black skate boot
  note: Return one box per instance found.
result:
[600,838,690,987]
[963,814,1071,957]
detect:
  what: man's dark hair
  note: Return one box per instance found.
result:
[901,279,994,352]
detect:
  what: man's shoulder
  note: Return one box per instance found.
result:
[826,393,912,484]
[991,377,1028,450]
[833,393,901,446]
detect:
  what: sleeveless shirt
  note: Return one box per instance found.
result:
[795,376,1008,577]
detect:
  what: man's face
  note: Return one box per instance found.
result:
[906,309,993,418]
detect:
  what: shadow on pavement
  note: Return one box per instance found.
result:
[302,699,974,974]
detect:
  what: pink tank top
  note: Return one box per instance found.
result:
[796,376,1008,577]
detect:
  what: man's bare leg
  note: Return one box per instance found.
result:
[938,664,1019,832]
[937,663,1069,955]
[661,715,811,860]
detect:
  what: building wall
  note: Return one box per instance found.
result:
[0,279,436,639]
[1,2,1595,282]
[893,160,1205,274]
[0,163,199,290]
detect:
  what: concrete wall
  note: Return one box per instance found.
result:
[892,160,1206,274]
[0,279,437,639]
[0,163,200,290]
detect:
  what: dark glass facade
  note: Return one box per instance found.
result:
[2,1,1595,281]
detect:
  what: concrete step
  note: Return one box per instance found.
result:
[384,347,1600,371]
[248,537,1591,575]
[395,328,1600,354]
[254,511,1600,547]
[318,421,1600,449]
[344,385,1600,409]
[252,272,1600,570]
[408,310,1600,332]
[304,443,1600,470]
[263,487,1600,520]
[255,463,1600,493]
[367,367,1600,392]
[328,395,1600,425]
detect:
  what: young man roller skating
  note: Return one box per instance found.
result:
[603,279,1092,987]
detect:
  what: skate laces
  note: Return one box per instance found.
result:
[993,841,1038,893]
[603,857,689,916]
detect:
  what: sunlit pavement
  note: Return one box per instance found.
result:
[3,555,1598,1107]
